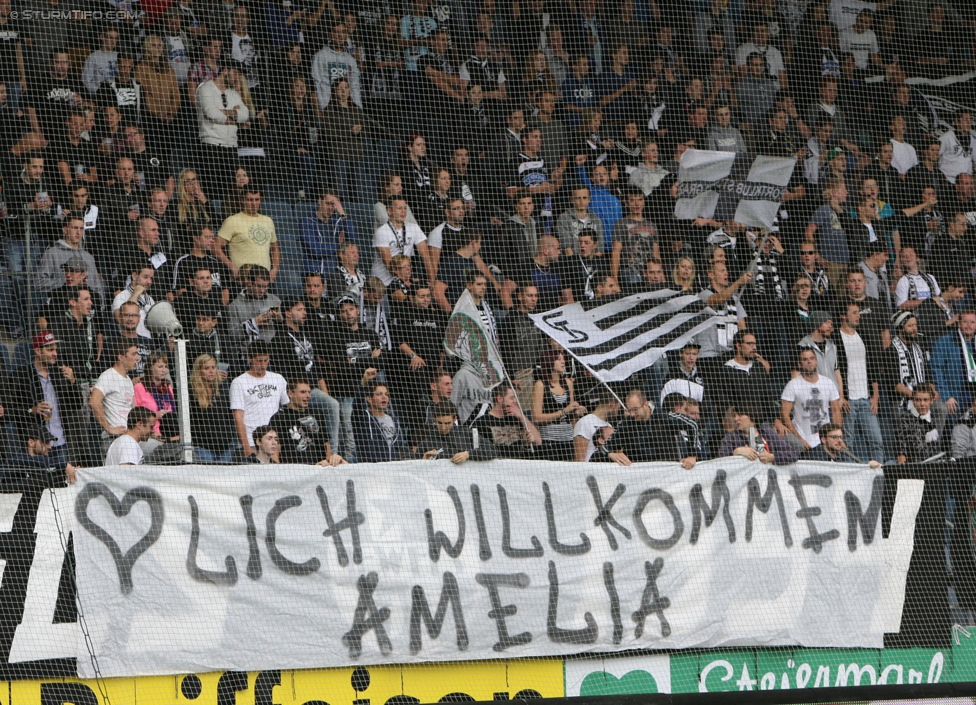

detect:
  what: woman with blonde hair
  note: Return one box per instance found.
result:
[177,168,216,228]
[189,354,236,463]
[672,257,696,292]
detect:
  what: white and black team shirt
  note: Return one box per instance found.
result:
[838,26,878,70]
[428,221,463,251]
[940,128,976,184]
[511,152,553,218]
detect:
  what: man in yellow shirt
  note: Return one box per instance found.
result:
[215,185,281,281]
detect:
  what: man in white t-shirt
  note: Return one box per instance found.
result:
[371,197,435,286]
[889,115,918,175]
[104,406,156,465]
[573,390,620,462]
[230,339,289,458]
[939,111,975,185]
[781,347,842,450]
[90,339,140,460]
[829,0,894,32]
[838,9,881,71]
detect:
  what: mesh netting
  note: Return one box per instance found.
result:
[0,0,975,702]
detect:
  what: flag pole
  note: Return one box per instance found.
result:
[549,343,626,410]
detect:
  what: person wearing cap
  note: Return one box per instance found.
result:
[796,310,843,392]
[883,309,947,433]
[7,330,84,469]
[36,256,92,330]
[35,217,105,304]
[327,294,385,462]
[8,423,78,483]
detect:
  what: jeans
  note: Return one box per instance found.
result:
[843,397,885,464]
[310,388,340,455]
[194,447,236,464]
[340,397,357,463]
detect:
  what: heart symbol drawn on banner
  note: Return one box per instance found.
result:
[75,483,165,595]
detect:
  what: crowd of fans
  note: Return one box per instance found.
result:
[0,0,975,470]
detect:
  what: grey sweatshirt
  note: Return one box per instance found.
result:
[707,126,748,153]
[35,240,105,300]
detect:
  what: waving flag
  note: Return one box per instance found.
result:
[529,290,721,383]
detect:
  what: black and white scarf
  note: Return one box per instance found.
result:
[362,302,391,350]
[808,267,830,297]
[335,265,365,301]
[905,271,938,302]
[753,251,786,302]
[891,335,926,406]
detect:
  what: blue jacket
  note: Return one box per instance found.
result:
[577,167,622,241]
[351,401,407,463]
[932,332,975,416]
[300,213,357,275]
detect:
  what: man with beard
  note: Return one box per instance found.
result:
[719,330,780,429]
[884,310,946,433]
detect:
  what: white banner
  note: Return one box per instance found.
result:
[71,459,921,678]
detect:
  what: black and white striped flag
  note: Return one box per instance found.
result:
[528,290,721,383]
